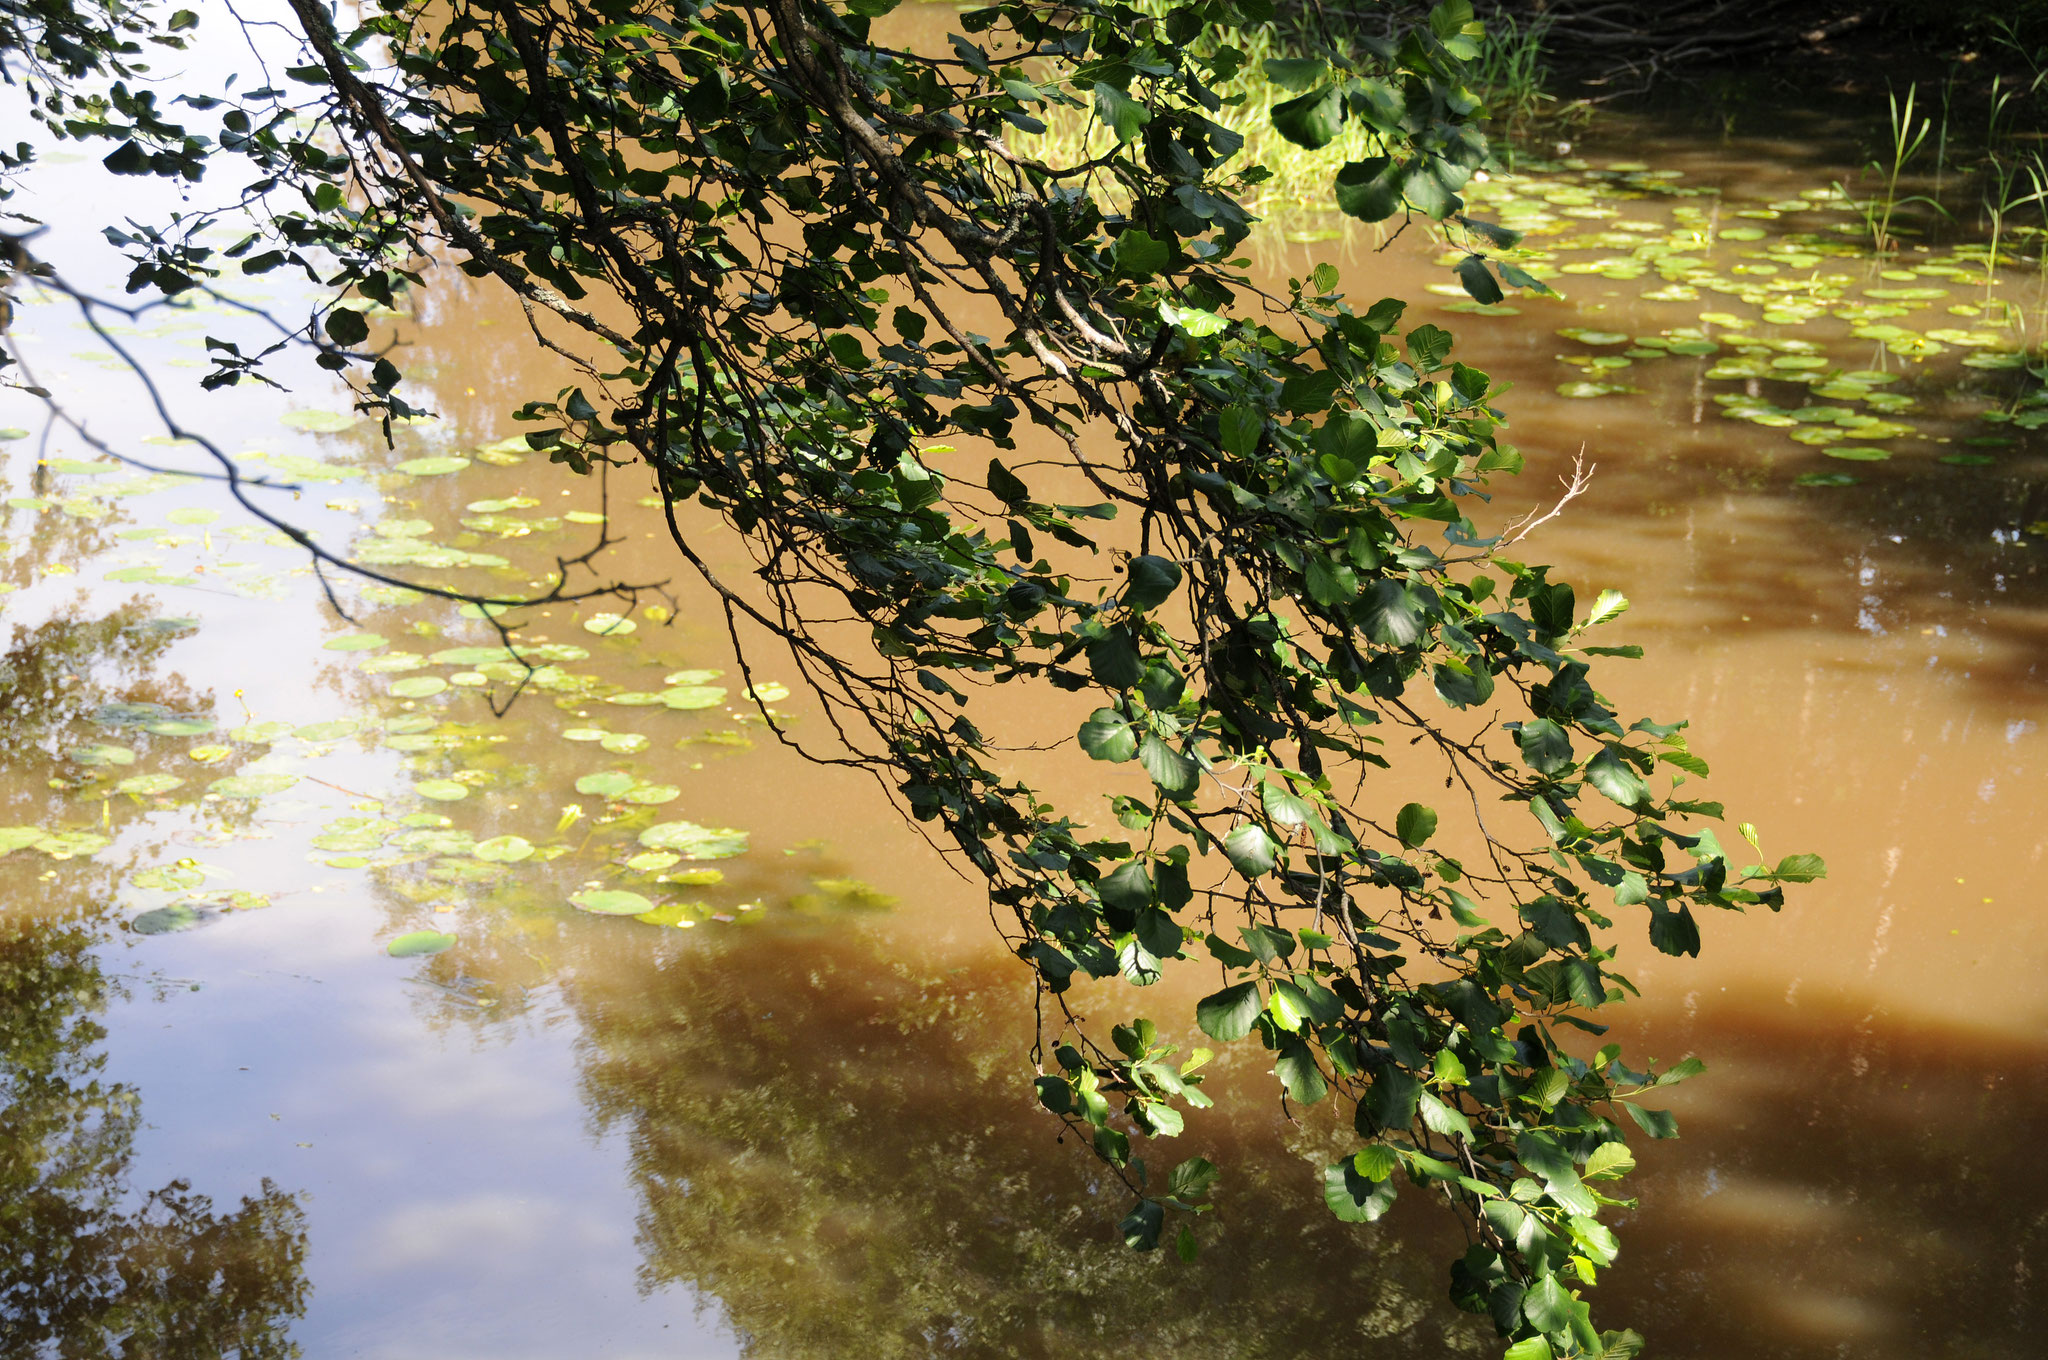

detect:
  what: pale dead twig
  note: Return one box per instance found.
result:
[1497,447,1595,549]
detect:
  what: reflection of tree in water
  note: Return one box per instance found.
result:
[0,599,213,824]
[569,928,1492,1359]
[0,911,309,1358]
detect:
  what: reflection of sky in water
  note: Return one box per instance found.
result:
[3,26,2048,1358]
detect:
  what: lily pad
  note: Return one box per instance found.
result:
[166,507,220,526]
[1557,328,1630,345]
[623,783,681,805]
[36,831,111,859]
[575,770,636,798]
[390,676,449,699]
[605,691,666,706]
[582,613,637,636]
[600,732,650,755]
[133,905,205,935]
[0,827,48,857]
[743,683,791,703]
[564,728,608,742]
[281,409,360,433]
[294,720,360,742]
[626,850,682,872]
[210,773,301,798]
[71,744,137,767]
[474,835,535,863]
[1826,447,1891,461]
[634,902,706,928]
[659,686,727,710]
[186,745,235,764]
[572,888,656,916]
[394,456,472,477]
[663,669,723,685]
[639,821,749,860]
[414,779,470,802]
[143,717,215,737]
[324,633,389,652]
[114,774,186,796]
[230,721,293,743]
[386,930,457,957]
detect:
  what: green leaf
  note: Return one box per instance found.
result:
[1335,158,1402,222]
[1222,823,1277,877]
[1622,1102,1680,1139]
[1138,734,1200,798]
[1407,324,1454,370]
[1092,82,1150,143]
[1086,628,1143,689]
[325,306,370,348]
[1771,852,1828,882]
[1219,404,1263,456]
[1503,1335,1554,1360]
[1099,859,1153,913]
[1112,228,1169,279]
[1584,588,1630,627]
[1454,255,1503,306]
[1324,1155,1399,1222]
[1395,802,1437,847]
[1271,86,1344,149]
[1584,1141,1635,1182]
[1584,745,1651,809]
[1124,555,1182,611]
[1169,1156,1220,1199]
[1078,709,1137,762]
[1261,56,1328,91]
[1275,1037,1328,1105]
[1119,1198,1164,1250]
[1517,719,1574,775]
[1195,982,1262,1041]
[1523,1274,1573,1333]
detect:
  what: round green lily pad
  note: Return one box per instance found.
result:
[414,779,470,802]
[72,744,137,767]
[143,717,215,737]
[210,773,301,797]
[638,821,749,860]
[659,686,726,710]
[582,613,636,636]
[626,850,682,872]
[390,676,449,699]
[166,507,220,526]
[663,669,723,685]
[281,409,360,432]
[1825,447,1891,461]
[575,770,636,798]
[0,827,46,856]
[394,456,471,476]
[387,930,456,957]
[743,683,790,703]
[563,728,608,742]
[294,720,359,742]
[474,835,534,863]
[623,783,680,805]
[572,888,655,916]
[114,774,186,796]
[600,732,650,754]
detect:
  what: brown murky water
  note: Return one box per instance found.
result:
[4,23,2047,1358]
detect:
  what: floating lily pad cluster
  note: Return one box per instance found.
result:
[1444,157,2045,488]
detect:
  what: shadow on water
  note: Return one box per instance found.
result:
[0,909,310,1358]
[551,917,2048,1360]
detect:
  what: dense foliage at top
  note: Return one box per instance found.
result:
[0,0,1824,1353]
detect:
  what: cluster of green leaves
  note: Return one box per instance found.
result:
[0,0,1822,1352]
